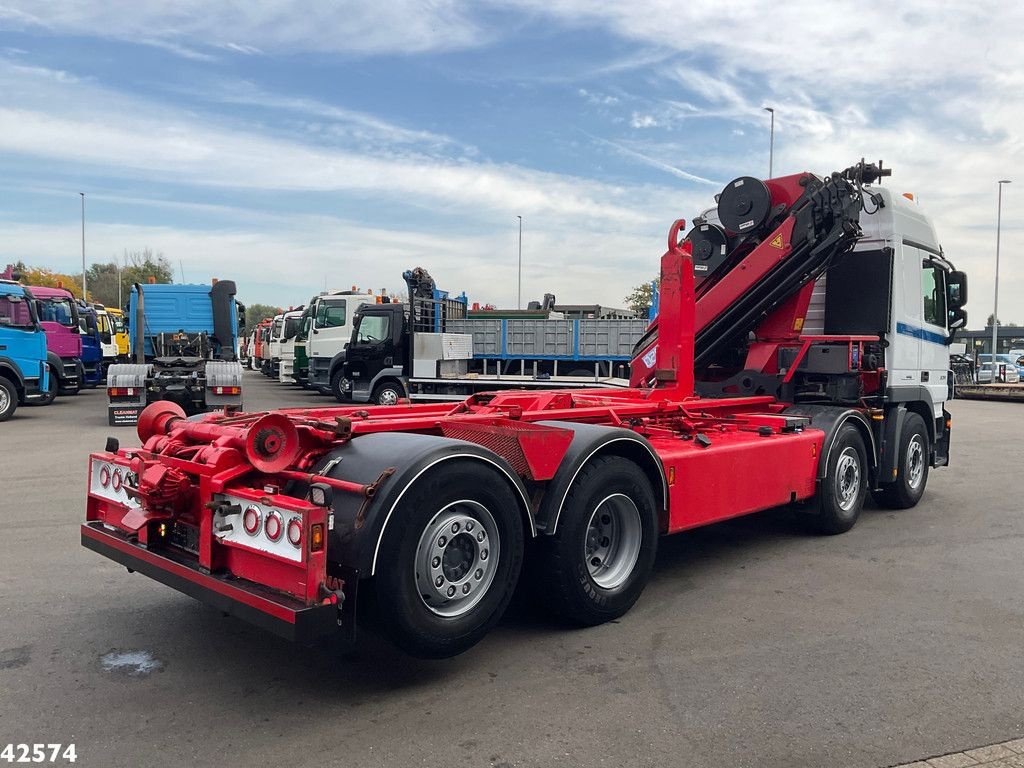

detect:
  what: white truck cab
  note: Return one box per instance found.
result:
[305,291,378,398]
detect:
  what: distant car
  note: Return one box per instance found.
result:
[1015,355,1024,380]
[976,354,1021,384]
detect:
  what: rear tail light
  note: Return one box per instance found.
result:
[212,386,241,395]
[287,517,303,547]
[265,511,283,542]
[243,506,262,536]
[99,465,111,488]
[108,387,136,396]
[111,469,123,492]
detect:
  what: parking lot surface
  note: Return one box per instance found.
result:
[1,373,1022,768]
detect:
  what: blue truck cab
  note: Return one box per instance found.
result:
[0,281,52,421]
[106,281,245,425]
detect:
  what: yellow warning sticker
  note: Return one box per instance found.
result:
[770,234,784,249]
[793,317,804,331]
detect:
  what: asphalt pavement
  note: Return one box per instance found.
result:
[1,372,1022,768]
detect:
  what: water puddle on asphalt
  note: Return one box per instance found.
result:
[100,650,163,676]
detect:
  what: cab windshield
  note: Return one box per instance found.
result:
[110,315,126,334]
[36,297,78,328]
[0,293,37,330]
[283,316,303,340]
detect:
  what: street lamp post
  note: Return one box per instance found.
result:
[992,179,1011,381]
[517,215,523,310]
[764,107,775,177]
[80,192,86,300]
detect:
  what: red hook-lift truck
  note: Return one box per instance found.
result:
[82,160,968,658]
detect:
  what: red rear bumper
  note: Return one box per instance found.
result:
[81,522,340,642]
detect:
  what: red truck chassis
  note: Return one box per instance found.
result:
[83,161,955,657]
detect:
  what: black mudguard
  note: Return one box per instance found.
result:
[533,421,667,535]
[782,405,878,482]
[290,432,531,578]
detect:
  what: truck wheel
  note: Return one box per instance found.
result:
[0,378,18,421]
[373,461,525,658]
[871,413,929,510]
[372,380,405,406]
[536,456,658,626]
[803,424,868,535]
[329,368,349,402]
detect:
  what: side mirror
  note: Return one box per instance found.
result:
[948,270,968,310]
[948,307,968,336]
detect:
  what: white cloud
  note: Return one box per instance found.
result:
[0,1,485,56]
[630,113,658,129]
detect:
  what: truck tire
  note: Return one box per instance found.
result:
[330,368,348,403]
[535,456,659,626]
[372,380,405,406]
[373,461,525,658]
[871,412,929,510]
[0,377,18,421]
[802,423,868,534]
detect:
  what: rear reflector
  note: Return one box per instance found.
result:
[310,523,324,552]
[287,517,303,547]
[243,506,262,536]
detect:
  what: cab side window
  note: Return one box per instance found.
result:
[315,300,347,329]
[921,263,947,328]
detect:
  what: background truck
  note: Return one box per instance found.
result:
[104,281,245,426]
[82,160,967,660]
[0,277,52,420]
[303,290,378,398]
[24,283,83,396]
[344,268,648,405]
[76,301,104,387]
[106,307,130,360]
[247,319,271,371]
[93,304,120,373]
[276,307,306,384]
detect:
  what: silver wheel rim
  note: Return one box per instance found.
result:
[906,435,925,490]
[0,386,9,414]
[584,494,642,590]
[414,500,500,618]
[835,447,861,512]
[377,387,399,406]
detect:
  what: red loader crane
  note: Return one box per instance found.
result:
[82,160,967,658]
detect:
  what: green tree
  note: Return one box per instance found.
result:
[66,248,174,308]
[243,303,282,334]
[624,277,659,317]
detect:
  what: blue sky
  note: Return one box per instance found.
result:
[0,1,1021,323]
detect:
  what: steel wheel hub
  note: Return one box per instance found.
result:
[415,501,499,618]
[378,389,399,406]
[835,447,861,511]
[906,435,925,489]
[584,493,642,590]
[0,386,9,414]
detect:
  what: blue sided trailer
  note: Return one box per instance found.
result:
[105,281,246,426]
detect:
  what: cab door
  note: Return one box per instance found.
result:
[308,298,349,363]
[919,258,951,412]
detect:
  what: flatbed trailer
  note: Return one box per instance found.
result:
[82,161,968,658]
